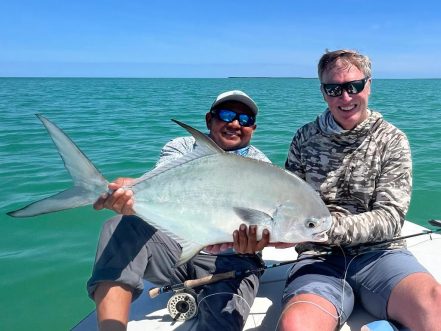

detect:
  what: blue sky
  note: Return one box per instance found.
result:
[1,0,441,78]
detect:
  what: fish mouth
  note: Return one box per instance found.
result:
[312,231,329,242]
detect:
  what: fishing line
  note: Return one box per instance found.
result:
[274,221,441,330]
[274,246,353,331]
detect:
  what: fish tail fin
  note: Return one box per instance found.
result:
[7,114,108,218]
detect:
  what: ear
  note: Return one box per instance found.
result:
[320,85,327,102]
[205,112,212,130]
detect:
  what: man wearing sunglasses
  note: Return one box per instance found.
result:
[87,90,271,331]
[277,50,441,330]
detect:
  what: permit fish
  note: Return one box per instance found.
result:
[8,115,332,264]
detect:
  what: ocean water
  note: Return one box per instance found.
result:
[0,77,440,330]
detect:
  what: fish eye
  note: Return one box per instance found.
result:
[305,219,318,229]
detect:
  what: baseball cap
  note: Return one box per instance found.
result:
[210,90,258,116]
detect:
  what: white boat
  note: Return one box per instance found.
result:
[73,220,441,331]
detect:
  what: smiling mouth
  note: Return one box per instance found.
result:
[223,130,240,138]
[339,105,357,112]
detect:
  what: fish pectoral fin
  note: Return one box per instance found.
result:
[176,242,205,266]
[233,207,274,224]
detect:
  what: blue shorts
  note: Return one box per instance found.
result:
[282,249,428,324]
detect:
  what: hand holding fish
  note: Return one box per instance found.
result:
[233,224,297,252]
[93,177,135,215]
[233,224,270,253]
[203,224,270,254]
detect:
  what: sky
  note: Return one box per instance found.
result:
[1,0,441,78]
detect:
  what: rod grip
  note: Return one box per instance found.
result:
[183,270,236,289]
[148,287,161,298]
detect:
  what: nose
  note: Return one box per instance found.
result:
[227,119,241,128]
[339,89,352,100]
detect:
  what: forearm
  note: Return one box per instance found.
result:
[328,205,403,246]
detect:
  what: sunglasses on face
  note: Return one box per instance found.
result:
[321,77,370,97]
[211,109,256,127]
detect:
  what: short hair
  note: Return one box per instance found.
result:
[318,49,372,81]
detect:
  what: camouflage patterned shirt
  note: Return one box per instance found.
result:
[285,110,412,254]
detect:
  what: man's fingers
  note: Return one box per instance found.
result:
[93,193,108,210]
[246,225,258,252]
[121,198,134,215]
[255,228,270,251]
[238,224,248,249]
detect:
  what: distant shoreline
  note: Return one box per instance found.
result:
[227,76,315,79]
[0,76,440,80]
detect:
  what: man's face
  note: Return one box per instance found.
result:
[321,60,371,130]
[206,101,256,151]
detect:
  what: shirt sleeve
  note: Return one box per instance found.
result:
[328,132,412,246]
[247,146,272,163]
[285,130,306,180]
[153,137,195,170]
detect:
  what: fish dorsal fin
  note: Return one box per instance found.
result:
[171,119,224,154]
[132,120,223,189]
[233,207,274,224]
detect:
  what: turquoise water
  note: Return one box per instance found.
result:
[1,78,440,330]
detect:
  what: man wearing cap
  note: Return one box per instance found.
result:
[88,90,271,331]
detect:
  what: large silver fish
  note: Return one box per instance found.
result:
[8,115,332,264]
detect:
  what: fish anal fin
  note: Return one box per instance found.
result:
[136,216,205,267]
[176,242,205,266]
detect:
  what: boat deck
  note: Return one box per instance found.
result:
[73,221,441,330]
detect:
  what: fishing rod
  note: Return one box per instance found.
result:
[148,255,327,321]
[347,219,441,251]
[149,219,441,299]
[148,258,307,299]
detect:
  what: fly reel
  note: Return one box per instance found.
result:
[167,290,198,321]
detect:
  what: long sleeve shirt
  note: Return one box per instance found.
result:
[285,111,412,253]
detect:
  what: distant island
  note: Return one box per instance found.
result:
[228,76,315,79]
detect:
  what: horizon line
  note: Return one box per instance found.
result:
[1,76,441,80]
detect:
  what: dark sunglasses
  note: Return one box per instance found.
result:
[211,109,256,127]
[321,77,370,97]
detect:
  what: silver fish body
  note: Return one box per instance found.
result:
[8,115,332,264]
